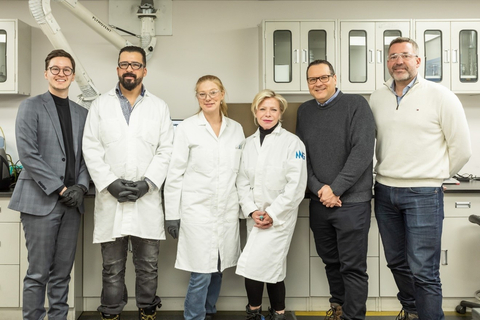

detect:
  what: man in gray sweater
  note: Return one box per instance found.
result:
[296,60,375,320]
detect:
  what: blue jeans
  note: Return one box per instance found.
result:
[98,236,161,315]
[374,182,445,320]
[184,272,223,320]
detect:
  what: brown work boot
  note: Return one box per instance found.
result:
[324,303,342,320]
[395,309,418,320]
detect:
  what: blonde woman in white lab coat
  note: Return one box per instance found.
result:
[236,89,307,320]
[164,75,245,320]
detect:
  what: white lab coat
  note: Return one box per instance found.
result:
[82,88,174,243]
[235,124,307,283]
[164,112,245,273]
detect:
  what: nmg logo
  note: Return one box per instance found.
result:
[295,150,305,160]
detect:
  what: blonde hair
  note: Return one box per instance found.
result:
[195,75,228,116]
[251,89,288,125]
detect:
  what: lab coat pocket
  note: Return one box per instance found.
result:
[265,166,287,191]
[140,120,159,147]
[190,146,214,173]
[100,119,122,145]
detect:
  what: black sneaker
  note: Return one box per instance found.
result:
[246,304,265,320]
[324,303,342,320]
[267,307,286,320]
[205,313,215,320]
[139,306,157,320]
[395,309,418,320]
[101,313,120,320]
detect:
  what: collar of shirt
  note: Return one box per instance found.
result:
[317,88,339,107]
[115,83,146,124]
[390,76,416,105]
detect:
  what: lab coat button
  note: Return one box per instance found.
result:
[60,176,64,180]
[62,158,65,162]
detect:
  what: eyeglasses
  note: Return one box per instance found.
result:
[48,66,73,76]
[118,61,144,70]
[196,90,221,100]
[388,53,418,61]
[307,74,334,85]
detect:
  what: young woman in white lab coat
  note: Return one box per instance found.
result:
[235,90,307,320]
[164,75,245,320]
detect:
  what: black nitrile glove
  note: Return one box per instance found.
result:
[131,180,149,200]
[165,220,180,239]
[60,185,86,207]
[107,179,138,202]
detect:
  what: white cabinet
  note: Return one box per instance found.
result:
[415,20,480,93]
[339,20,411,93]
[261,20,336,93]
[0,198,20,308]
[0,19,31,95]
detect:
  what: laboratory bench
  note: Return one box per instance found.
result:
[1,181,480,320]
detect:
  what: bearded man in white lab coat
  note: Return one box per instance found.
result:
[82,46,174,320]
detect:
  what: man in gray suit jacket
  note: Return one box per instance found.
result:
[8,49,89,320]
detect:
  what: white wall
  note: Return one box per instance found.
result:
[0,0,479,173]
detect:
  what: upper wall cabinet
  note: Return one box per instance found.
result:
[260,20,336,93]
[416,20,480,94]
[339,20,411,93]
[0,19,31,95]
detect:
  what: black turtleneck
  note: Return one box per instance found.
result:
[259,122,279,145]
[51,92,75,189]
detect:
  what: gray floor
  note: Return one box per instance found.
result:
[78,310,472,320]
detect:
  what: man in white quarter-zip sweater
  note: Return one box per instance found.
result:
[370,37,471,320]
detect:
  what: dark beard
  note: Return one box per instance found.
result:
[119,73,141,91]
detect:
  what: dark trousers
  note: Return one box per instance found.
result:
[21,202,81,320]
[98,236,161,315]
[309,200,371,320]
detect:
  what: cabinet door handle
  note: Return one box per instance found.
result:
[302,49,308,64]
[452,49,458,63]
[376,49,382,64]
[455,201,471,208]
[441,249,448,265]
[369,50,374,63]
[293,49,299,64]
[444,49,450,63]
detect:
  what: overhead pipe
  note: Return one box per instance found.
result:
[29,0,158,107]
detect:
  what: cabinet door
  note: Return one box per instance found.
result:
[0,223,20,264]
[264,21,301,92]
[375,22,410,89]
[451,21,480,93]
[340,21,376,93]
[299,21,336,92]
[440,217,480,297]
[0,21,15,92]
[0,265,20,307]
[416,21,451,89]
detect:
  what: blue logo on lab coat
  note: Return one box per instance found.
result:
[295,150,305,160]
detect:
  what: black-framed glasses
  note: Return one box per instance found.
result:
[307,74,334,85]
[388,53,418,61]
[48,66,73,76]
[196,90,221,100]
[118,61,144,70]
